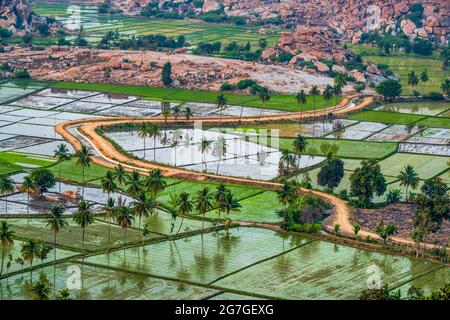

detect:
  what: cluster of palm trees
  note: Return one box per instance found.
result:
[295,82,343,120]
[278,135,309,177]
[407,69,429,96]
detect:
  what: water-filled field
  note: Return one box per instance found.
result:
[376,101,449,116]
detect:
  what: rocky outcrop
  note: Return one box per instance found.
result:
[279,27,351,64]
[0,0,34,32]
[223,0,449,44]
[203,0,223,12]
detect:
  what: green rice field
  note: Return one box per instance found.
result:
[376,101,450,116]
[33,4,280,49]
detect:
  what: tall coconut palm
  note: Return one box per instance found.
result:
[21,239,39,280]
[172,105,181,122]
[176,192,193,235]
[213,135,228,174]
[137,122,149,159]
[101,171,117,199]
[398,165,420,201]
[258,88,271,121]
[214,184,229,223]
[407,71,419,96]
[46,205,68,262]
[104,197,116,248]
[276,181,295,208]
[279,150,296,175]
[75,144,93,198]
[334,72,347,89]
[125,170,143,197]
[113,164,127,187]
[292,134,309,169]
[147,123,162,161]
[0,221,15,276]
[198,137,212,172]
[0,176,15,215]
[441,79,450,97]
[46,205,68,293]
[221,192,241,221]
[309,85,320,119]
[53,143,71,192]
[215,93,227,125]
[145,169,167,199]
[161,108,170,127]
[184,107,193,121]
[171,129,183,167]
[195,187,213,233]
[115,204,134,247]
[333,84,343,114]
[22,175,36,217]
[295,90,307,119]
[132,191,155,237]
[73,199,94,251]
[420,69,429,96]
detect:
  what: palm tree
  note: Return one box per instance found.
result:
[0,176,15,215]
[279,150,296,175]
[221,192,241,221]
[215,93,227,124]
[195,187,213,233]
[420,69,429,95]
[258,88,271,121]
[276,181,295,208]
[214,184,229,223]
[171,129,183,166]
[309,85,320,119]
[147,123,162,161]
[145,169,167,199]
[292,134,309,169]
[53,143,71,192]
[441,79,450,97]
[115,204,134,246]
[101,171,117,199]
[75,144,93,198]
[125,170,143,197]
[137,122,149,158]
[184,107,193,121]
[31,280,51,300]
[323,85,334,101]
[334,73,347,89]
[398,165,420,201]
[198,137,212,172]
[132,191,155,235]
[46,205,68,262]
[213,135,227,174]
[332,84,343,114]
[161,108,170,127]
[113,164,127,187]
[104,197,116,248]
[295,90,307,119]
[46,204,68,293]
[21,239,39,279]
[0,221,15,276]
[73,199,94,251]
[22,175,36,217]
[407,71,419,96]
[172,105,181,122]
[176,192,193,235]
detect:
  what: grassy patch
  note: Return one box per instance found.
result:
[0,152,55,170]
[278,137,397,159]
[348,110,426,125]
[415,116,450,129]
[48,158,110,183]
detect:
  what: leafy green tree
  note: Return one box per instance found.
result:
[317,154,344,192]
[215,93,227,123]
[359,283,401,300]
[195,187,213,233]
[0,175,15,214]
[56,288,71,300]
[172,105,181,121]
[162,62,172,86]
[176,192,193,235]
[0,221,15,276]
[421,177,447,198]
[75,145,93,198]
[221,192,241,221]
[376,79,402,101]
[276,181,297,208]
[398,165,420,201]
[73,199,94,251]
[30,169,56,196]
[53,143,71,192]
[101,171,117,199]
[353,224,361,237]
[292,134,308,169]
[386,189,402,204]
[349,160,386,208]
[441,79,450,97]
[376,220,397,244]
[407,71,419,95]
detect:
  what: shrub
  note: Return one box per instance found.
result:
[424,92,444,100]
[14,69,31,79]
[236,79,256,90]
[220,82,235,91]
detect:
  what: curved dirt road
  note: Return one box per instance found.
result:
[55,95,433,248]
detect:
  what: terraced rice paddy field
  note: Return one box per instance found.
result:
[32,4,280,49]
[1,225,447,299]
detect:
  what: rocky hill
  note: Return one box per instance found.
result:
[0,0,34,32]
